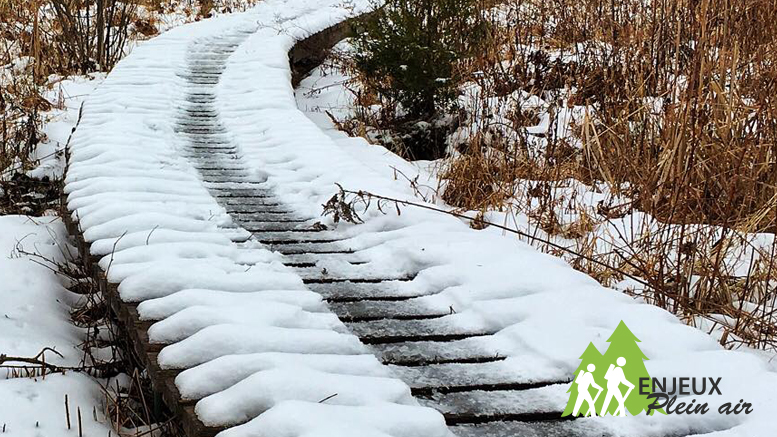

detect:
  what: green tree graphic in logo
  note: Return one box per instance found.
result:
[563,342,605,417]
[563,321,662,417]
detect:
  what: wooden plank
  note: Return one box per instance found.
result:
[309,281,433,302]
[389,361,569,396]
[415,386,569,423]
[328,299,449,322]
[449,420,598,437]
[371,337,505,366]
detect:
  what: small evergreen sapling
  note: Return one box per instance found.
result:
[353,0,489,119]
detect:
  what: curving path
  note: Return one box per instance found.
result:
[62,1,777,437]
[172,28,590,437]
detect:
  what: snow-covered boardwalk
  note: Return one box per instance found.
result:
[62,1,776,436]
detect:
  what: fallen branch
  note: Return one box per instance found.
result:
[0,347,65,372]
[323,184,654,290]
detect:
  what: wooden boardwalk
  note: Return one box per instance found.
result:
[61,26,589,437]
[59,8,727,437]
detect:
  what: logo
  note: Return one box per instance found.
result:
[563,321,659,417]
[563,321,754,418]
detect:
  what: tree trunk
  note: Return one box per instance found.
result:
[32,0,41,80]
[96,0,106,68]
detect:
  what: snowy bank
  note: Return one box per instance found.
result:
[0,215,111,436]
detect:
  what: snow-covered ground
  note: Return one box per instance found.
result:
[28,74,106,181]
[0,54,114,435]
[0,215,112,436]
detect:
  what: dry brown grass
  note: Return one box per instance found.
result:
[444,0,777,348]
[470,0,777,228]
[1,0,140,174]
[347,0,777,348]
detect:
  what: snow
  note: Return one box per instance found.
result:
[196,368,414,426]
[295,49,430,186]
[0,373,112,436]
[147,302,343,343]
[295,39,777,349]
[1,3,283,436]
[29,75,106,181]
[294,35,777,437]
[138,288,327,320]
[0,215,112,436]
[219,401,450,437]
[0,217,80,359]
[175,352,391,400]
[63,2,451,436]
[58,1,777,436]
[156,325,368,370]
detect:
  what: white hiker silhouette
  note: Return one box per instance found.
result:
[572,363,603,416]
[600,357,635,416]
